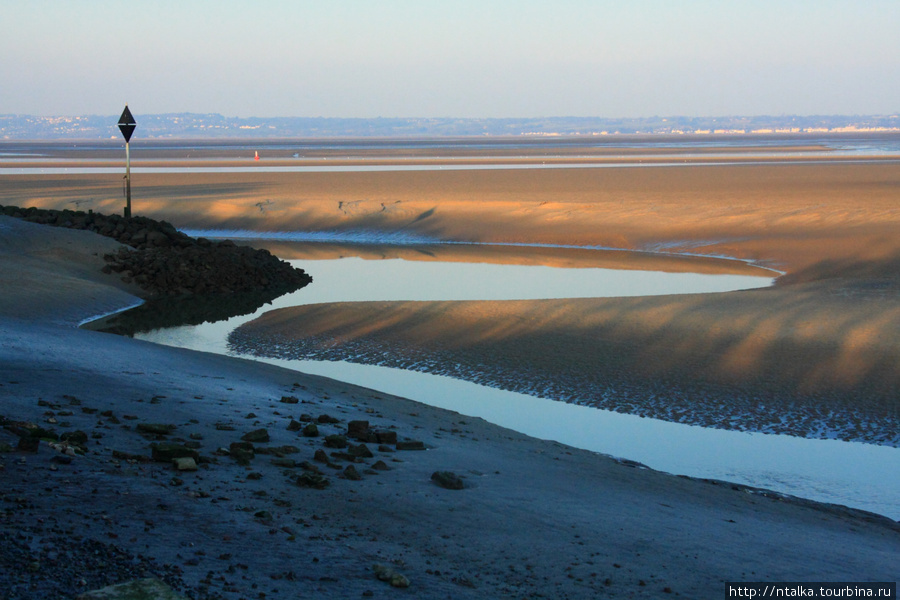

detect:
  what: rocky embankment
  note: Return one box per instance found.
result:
[0,205,311,297]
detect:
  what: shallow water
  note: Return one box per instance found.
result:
[132,252,900,520]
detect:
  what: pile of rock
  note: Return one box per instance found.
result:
[0,205,312,297]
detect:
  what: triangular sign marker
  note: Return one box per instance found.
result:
[118,106,136,142]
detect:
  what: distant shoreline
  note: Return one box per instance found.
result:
[3,113,900,140]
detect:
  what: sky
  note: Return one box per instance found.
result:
[2,0,899,119]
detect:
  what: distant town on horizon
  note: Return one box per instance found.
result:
[2,113,899,140]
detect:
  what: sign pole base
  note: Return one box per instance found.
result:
[124,141,132,219]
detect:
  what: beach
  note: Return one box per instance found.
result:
[6,145,899,443]
[1,141,899,597]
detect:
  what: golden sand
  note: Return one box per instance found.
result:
[4,150,900,441]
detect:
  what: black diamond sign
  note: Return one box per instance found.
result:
[118,105,136,142]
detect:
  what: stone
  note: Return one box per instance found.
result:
[241,428,270,443]
[371,460,390,471]
[146,231,172,248]
[270,458,296,468]
[396,440,426,451]
[347,420,370,440]
[76,577,188,599]
[348,443,374,458]
[295,472,329,489]
[324,434,347,448]
[150,443,199,463]
[28,425,58,441]
[317,414,340,424]
[280,395,300,404]
[255,444,299,456]
[302,423,319,438]
[229,441,255,465]
[136,423,176,436]
[313,449,330,463]
[173,457,198,471]
[60,430,89,445]
[343,465,362,480]
[298,461,320,472]
[286,419,303,432]
[374,430,398,444]
[373,564,410,588]
[431,471,465,490]
[112,450,150,463]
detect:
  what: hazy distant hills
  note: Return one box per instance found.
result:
[2,113,899,139]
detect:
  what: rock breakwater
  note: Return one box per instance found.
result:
[0,205,312,297]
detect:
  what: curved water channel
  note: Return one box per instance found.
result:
[133,248,900,520]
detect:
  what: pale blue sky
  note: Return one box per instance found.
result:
[2,0,898,118]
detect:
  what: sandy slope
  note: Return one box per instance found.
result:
[1,220,898,598]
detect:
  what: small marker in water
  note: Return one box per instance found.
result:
[254,151,260,161]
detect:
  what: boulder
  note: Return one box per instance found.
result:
[136,423,176,436]
[229,441,255,465]
[431,471,466,490]
[150,443,199,463]
[295,472,329,489]
[241,428,270,443]
[347,420,370,440]
[396,440,426,451]
[374,430,397,444]
[324,434,348,448]
[373,564,410,588]
[343,465,362,480]
[348,443,374,458]
[173,457,198,471]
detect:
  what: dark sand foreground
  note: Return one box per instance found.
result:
[1,145,900,597]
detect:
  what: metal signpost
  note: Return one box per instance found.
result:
[117,105,136,218]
